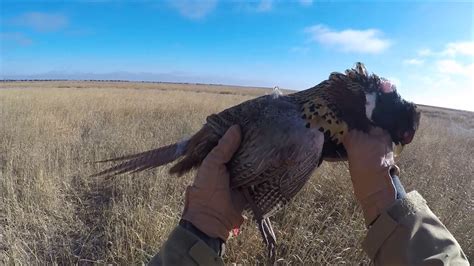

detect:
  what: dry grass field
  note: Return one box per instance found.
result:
[1,81,472,264]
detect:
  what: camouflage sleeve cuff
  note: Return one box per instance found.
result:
[149,224,224,266]
[362,191,468,264]
[362,191,426,259]
[179,219,225,256]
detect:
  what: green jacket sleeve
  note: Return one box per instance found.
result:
[148,226,224,266]
[363,191,469,265]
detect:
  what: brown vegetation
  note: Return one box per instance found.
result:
[1,81,472,264]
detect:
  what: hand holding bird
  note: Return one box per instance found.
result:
[93,63,420,261]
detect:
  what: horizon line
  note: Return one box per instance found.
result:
[1,79,472,113]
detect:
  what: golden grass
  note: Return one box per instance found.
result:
[1,81,472,264]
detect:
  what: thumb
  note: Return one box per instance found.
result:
[206,125,242,164]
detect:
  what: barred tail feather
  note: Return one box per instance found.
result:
[91,140,188,178]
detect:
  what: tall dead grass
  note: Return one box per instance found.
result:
[0,82,472,264]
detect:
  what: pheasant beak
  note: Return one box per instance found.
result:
[393,143,404,157]
[394,130,415,157]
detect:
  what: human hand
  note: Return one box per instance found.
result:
[342,127,399,226]
[182,125,247,241]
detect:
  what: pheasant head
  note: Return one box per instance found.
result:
[294,62,420,158]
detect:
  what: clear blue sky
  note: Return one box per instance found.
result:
[1,0,473,111]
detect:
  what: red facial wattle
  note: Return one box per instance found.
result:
[401,130,415,145]
[380,80,395,93]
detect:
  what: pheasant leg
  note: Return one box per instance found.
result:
[258,217,277,264]
[242,188,277,263]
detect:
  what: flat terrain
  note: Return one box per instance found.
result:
[1,81,472,264]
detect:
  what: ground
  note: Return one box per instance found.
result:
[0,81,472,264]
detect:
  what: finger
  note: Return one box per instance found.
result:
[206,125,242,164]
[230,189,247,213]
[383,153,395,167]
[369,127,393,146]
[342,129,357,145]
[342,129,365,150]
[369,127,386,137]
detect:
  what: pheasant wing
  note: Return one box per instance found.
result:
[206,96,325,214]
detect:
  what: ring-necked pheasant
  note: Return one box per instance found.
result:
[93,63,420,261]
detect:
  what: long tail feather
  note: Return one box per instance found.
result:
[93,150,154,163]
[91,141,187,178]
